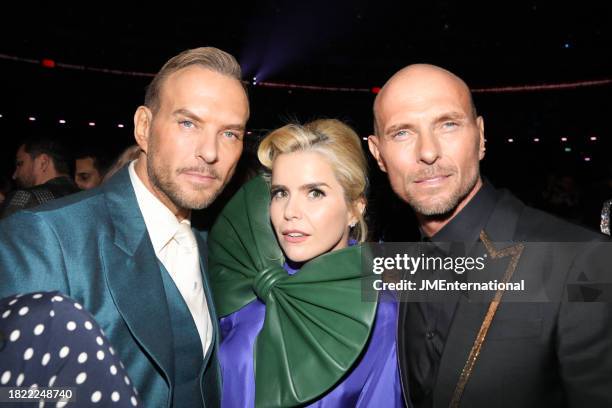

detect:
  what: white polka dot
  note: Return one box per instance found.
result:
[59,346,70,358]
[9,329,20,342]
[1,371,11,384]
[109,346,115,355]
[74,302,83,310]
[56,399,69,408]
[131,396,138,406]
[84,321,93,330]
[49,310,55,317]
[76,372,87,385]
[78,352,88,363]
[48,375,56,387]
[119,362,125,369]
[132,386,138,395]
[91,391,102,403]
[1,309,10,319]
[34,324,45,336]
[52,296,63,302]
[38,400,45,408]
[97,350,105,360]
[23,348,34,360]
[124,376,130,385]
[15,293,23,298]
[96,336,104,346]
[32,293,43,299]
[111,392,120,402]
[16,373,25,386]
[18,306,29,316]
[8,298,18,306]
[30,383,38,389]
[41,353,51,366]
[66,321,77,331]
[110,365,117,375]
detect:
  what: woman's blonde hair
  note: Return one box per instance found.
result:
[257,119,368,242]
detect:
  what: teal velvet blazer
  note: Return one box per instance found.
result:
[0,167,221,408]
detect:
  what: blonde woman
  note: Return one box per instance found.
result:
[209,119,402,407]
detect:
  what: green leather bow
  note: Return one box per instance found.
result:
[208,175,378,407]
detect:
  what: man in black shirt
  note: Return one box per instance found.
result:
[368,64,612,407]
[1,137,78,219]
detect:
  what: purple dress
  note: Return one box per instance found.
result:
[219,263,403,407]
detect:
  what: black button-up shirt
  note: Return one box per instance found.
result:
[402,181,499,408]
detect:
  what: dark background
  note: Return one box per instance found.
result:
[1,1,610,237]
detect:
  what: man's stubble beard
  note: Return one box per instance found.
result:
[405,165,480,217]
[17,174,35,189]
[146,142,233,211]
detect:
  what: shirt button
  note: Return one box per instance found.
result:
[426,331,435,340]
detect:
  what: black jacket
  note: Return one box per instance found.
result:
[397,189,612,407]
[0,176,79,219]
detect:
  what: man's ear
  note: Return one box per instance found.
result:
[477,116,485,160]
[35,153,50,173]
[134,106,153,153]
[368,135,387,173]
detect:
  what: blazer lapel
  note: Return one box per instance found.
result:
[433,297,487,405]
[194,230,219,363]
[433,191,525,406]
[479,190,524,242]
[101,167,175,385]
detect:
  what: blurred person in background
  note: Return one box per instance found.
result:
[0,175,12,206]
[102,145,142,183]
[1,137,78,219]
[74,148,111,190]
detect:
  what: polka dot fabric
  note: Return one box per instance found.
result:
[0,292,140,407]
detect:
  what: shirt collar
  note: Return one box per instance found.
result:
[128,160,189,254]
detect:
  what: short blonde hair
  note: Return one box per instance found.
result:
[145,47,243,113]
[257,119,368,242]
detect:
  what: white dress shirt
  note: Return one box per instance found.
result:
[128,161,212,356]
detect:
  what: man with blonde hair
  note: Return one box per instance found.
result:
[0,47,250,407]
